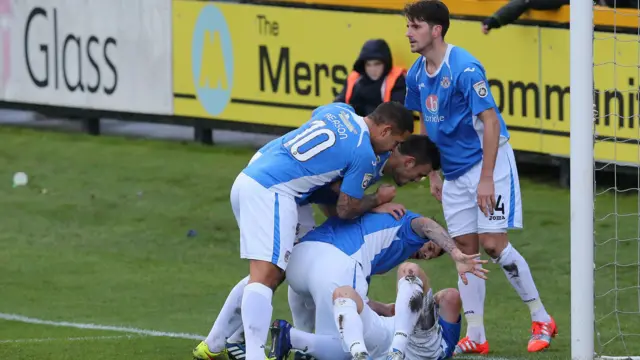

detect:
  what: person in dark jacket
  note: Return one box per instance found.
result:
[481,0,569,34]
[335,39,407,117]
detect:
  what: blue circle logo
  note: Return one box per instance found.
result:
[191,5,233,116]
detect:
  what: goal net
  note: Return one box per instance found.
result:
[573,1,640,359]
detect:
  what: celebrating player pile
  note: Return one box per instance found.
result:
[193,101,416,360]
[403,0,557,354]
[270,210,487,360]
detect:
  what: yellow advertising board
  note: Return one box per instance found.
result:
[172,1,640,164]
[273,0,639,30]
[172,1,417,128]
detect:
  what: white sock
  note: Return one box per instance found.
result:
[288,285,315,332]
[227,327,244,344]
[241,282,274,360]
[205,275,249,352]
[390,276,424,354]
[291,327,348,359]
[333,298,368,356]
[495,243,551,323]
[457,264,486,344]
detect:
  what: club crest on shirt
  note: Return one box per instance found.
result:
[362,173,374,189]
[425,94,439,114]
[440,76,450,88]
[473,80,488,98]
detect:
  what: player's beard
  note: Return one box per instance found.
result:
[414,37,433,55]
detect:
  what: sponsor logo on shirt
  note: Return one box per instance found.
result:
[426,95,439,114]
[423,94,445,123]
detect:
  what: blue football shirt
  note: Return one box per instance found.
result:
[405,45,510,180]
[300,211,427,278]
[244,103,377,199]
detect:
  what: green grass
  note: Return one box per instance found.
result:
[0,126,638,359]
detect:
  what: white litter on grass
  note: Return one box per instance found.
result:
[12,172,28,187]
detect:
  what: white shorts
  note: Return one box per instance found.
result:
[296,204,316,240]
[442,142,523,238]
[286,241,368,335]
[251,150,317,242]
[230,172,298,270]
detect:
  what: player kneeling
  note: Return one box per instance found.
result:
[270,262,461,360]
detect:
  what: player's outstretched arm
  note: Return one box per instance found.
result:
[410,217,489,284]
[410,217,458,254]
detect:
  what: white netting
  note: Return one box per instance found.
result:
[593,1,640,359]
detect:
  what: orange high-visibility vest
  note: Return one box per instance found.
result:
[344,66,407,104]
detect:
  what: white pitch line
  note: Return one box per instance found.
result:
[0,313,522,359]
[0,312,205,340]
[457,356,515,360]
[0,335,138,344]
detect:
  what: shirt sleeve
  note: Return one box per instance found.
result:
[404,62,422,112]
[340,148,376,199]
[457,64,496,116]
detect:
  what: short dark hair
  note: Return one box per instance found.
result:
[397,135,441,170]
[404,0,450,38]
[368,101,415,134]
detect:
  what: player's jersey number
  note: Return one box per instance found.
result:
[284,120,337,162]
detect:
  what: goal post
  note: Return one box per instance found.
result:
[573,1,640,359]
[570,0,594,359]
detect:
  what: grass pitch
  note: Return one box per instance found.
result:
[0,127,638,359]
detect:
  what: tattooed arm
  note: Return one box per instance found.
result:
[335,192,382,219]
[336,148,398,219]
[410,217,459,255]
[410,216,489,283]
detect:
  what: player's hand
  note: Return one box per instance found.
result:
[375,184,396,205]
[372,202,406,220]
[477,175,496,217]
[452,249,489,285]
[428,172,443,202]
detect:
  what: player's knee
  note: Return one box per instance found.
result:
[398,262,427,286]
[398,262,421,278]
[454,233,480,254]
[437,288,462,311]
[248,260,285,290]
[332,286,358,301]
[435,288,462,323]
[332,286,364,312]
[479,232,509,259]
